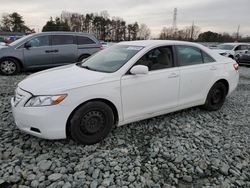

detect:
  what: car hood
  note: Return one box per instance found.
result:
[212,49,231,54]
[18,64,110,95]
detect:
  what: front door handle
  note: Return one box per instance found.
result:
[168,73,179,78]
[45,50,52,53]
[210,66,217,70]
[53,50,59,53]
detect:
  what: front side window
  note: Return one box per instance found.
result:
[77,36,95,45]
[135,46,174,71]
[27,36,49,47]
[52,35,74,45]
[79,45,143,73]
[176,46,203,66]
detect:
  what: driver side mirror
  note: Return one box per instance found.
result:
[130,65,149,75]
[24,42,32,49]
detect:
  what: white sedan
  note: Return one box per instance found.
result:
[11,40,239,145]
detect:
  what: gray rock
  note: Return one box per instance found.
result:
[90,180,98,188]
[183,175,193,183]
[220,163,230,175]
[92,169,100,179]
[31,180,39,188]
[8,175,21,183]
[48,173,62,181]
[110,161,118,167]
[62,182,71,188]
[27,174,36,181]
[174,156,184,163]
[102,178,111,187]
[128,175,136,182]
[38,160,52,172]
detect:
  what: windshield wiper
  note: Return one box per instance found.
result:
[81,65,98,72]
[75,62,82,66]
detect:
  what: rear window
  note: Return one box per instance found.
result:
[77,36,95,45]
[52,35,74,45]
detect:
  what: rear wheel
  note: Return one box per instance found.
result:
[70,101,114,145]
[203,82,227,111]
[0,58,21,75]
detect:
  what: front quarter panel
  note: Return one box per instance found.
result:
[0,47,24,64]
[61,79,123,123]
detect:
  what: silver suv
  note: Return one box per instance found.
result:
[0,32,101,75]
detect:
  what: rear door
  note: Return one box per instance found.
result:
[51,34,77,65]
[23,35,53,68]
[176,45,221,106]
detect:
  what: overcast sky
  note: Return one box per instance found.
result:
[0,0,249,37]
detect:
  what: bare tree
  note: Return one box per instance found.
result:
[138,24,151,40]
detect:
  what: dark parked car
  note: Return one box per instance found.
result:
[0,32,102,75]
[236,51,250,66]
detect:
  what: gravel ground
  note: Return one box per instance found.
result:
[0,67,250,188]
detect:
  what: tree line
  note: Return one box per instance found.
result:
[0,12,32,33]
[0,11,249,42]
[42,11,151,41]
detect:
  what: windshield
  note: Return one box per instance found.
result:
[217,44,235,50]
[80,45,143,73]
[8,35,33,46]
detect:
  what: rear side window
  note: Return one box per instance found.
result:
[77,36,95,45]
[202,51,215,63]
[176,46,215,66]
[176,46,203,66]
[52,35,74,45]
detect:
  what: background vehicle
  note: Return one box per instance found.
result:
[235,51,250,66]
[0,32,101,75]
[213,43,250,60]
[11,40,239,145]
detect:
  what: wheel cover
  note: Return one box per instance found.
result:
[80,110,105,135]
[211,88,223,104]
[1,60,16,74]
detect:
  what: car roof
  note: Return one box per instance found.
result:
[220,43,250,46]
[119,40,204,48]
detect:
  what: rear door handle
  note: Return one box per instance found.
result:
[45,50,52,53]
[210,66,217,70]
[53,50,59,53]
[168,73,179,78]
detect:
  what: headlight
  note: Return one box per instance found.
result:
[25,95,67,107]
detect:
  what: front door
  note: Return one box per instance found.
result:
[23,35,53,68]
[121,46,180,121]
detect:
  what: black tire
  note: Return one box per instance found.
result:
[0,58,21,75]
[78,54,90,62]
[70,101,114,145]
[203,82,227,111]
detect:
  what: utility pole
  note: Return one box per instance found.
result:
[236,25,240,41]
[190,21,194,41]
[172,8,177,38]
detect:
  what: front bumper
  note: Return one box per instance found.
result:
[11,88,69,139]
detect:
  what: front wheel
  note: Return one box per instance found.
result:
[203,82,227,111]
[0,58,21,75]
[70,101,114,145]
